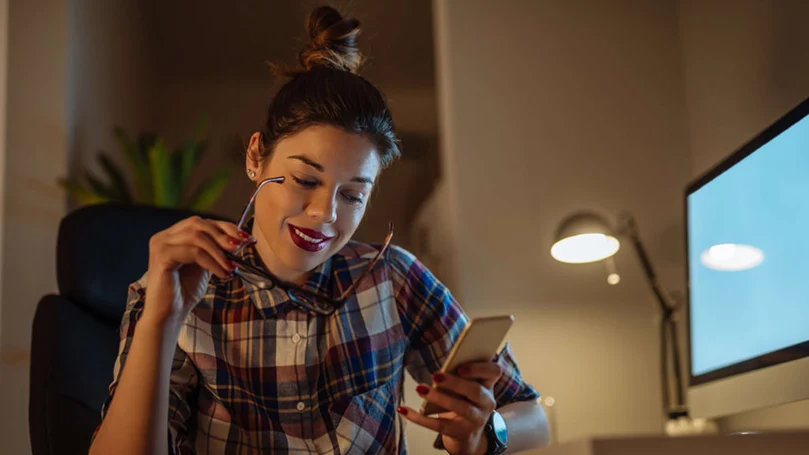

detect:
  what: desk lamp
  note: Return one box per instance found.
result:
[551,211,687,420]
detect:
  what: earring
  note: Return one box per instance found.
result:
[247,169,256,179]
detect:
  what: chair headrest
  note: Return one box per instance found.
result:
[57,203,231,322]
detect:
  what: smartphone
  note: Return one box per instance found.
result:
[419,315,514,416]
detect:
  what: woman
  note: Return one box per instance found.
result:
[89,6,549,455]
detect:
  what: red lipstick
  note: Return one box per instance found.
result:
[288,224,334,252]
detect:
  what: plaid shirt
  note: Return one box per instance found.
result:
[97,241,539,454]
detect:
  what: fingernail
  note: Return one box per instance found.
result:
[432,373,445,383]
[238,231,250,239]
[397,406,408,415]
[457,367,468,376]
[416,385,430,396]
[229,260,239,270]
[228,238,241,246]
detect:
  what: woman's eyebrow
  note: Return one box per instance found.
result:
[288,154,324,172]
[289,154,374,185]
[351,176,374,185]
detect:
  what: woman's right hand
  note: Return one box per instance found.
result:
[142,216,253,329]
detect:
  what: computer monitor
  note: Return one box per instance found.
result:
[686,97,809,420]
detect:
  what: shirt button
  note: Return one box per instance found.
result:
[296,401,305,412]
[292,333,301,343]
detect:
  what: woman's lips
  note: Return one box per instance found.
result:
[288,224,334,252]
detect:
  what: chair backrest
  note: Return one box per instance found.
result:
[57,203,223,322]
[30,203,229,455]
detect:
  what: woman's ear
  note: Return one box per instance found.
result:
[245,132,263,178]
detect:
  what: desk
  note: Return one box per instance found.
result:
[526,430,809,455]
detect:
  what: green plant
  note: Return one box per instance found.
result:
[60,120,234,211]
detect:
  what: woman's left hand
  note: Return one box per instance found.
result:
[398,361,503,455]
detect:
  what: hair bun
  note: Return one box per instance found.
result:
[295,6,363,74]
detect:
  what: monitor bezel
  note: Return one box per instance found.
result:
[685,95,809,387]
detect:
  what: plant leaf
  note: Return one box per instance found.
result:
[177,139,205,197]
[58,178,111,205]
[186,165,233,212]
[114,127,151,203]
[97,154,133,203]
[137,132,159,158]
[148,139,180,207]
[84,171,117,200]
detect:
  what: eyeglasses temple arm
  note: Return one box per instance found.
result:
[337,223,394,300]
[237,176,285,230]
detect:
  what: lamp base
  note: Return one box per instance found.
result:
[666,405,689,420]
[665,415,719,437]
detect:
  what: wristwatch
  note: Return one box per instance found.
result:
[483,410,508,455]
[430,410,509,454]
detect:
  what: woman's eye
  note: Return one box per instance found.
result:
[292,176,317,188]
[342,192,364,204]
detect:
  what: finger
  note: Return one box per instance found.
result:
[165,215,204,235]
[167,228,235,274]
[456,361,504,389]
[186,216,246,253]
[416,383,485,425]
[210,219,254,242]
[396,407,470,440]
[210,219,256,254]
[432,372,496,413]
[200,218,247,250]
[164,244,231,279]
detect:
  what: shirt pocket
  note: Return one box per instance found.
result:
[328,379,399,454]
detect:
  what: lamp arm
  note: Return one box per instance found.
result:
[668,317,686,410]
[619,214,677,315]
[618,213,687,415]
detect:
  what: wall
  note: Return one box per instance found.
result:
[431,0,691,445]
[0,0,7,343]
[0,2,70,454]
[68,0,155,185]
[678,0,809,431]
[0,2,153,452]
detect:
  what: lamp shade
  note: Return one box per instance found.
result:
[551,212,620,263]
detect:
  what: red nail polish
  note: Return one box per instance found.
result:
[397,406,408,415]
[416,385,430,396]
[432,373,445,383]
[228,238,241,246]
[238,231,250,239]
[457,367,468,376]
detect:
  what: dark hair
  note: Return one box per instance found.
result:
[258,6,400,169]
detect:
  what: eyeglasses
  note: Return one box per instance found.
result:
[226,176,394,315]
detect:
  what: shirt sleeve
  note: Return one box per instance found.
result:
[389,246,540,408]
[90,273,199,454]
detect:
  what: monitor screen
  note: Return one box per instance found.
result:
[687,113,809,379]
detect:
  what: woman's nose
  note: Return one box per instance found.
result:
[306,191,337,224]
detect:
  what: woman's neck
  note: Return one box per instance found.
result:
[252,239,311,286]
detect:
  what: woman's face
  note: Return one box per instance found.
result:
[246,125,381,284]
